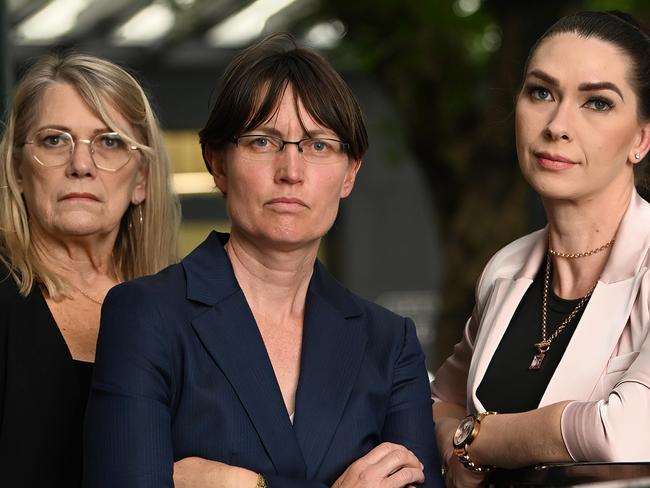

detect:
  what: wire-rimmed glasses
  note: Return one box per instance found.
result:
[231,134,350,164]
[24,128,139,172]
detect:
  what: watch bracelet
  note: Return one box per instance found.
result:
[457,452,494,473]
[256,473,268,488]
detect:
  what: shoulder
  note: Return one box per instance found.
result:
[102,262,188,340]
[0,259,41,315]
[313,264,414,350]
[475,228,545,302]
[0,261,20,305]
[106,262,186,306]
[313,261,408,328]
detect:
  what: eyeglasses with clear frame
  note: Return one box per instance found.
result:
[231,134,350,165]
[24,128,140,172]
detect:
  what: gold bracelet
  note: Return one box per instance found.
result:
[256,473,268,488]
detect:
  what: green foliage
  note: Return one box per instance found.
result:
[310,0,650,366]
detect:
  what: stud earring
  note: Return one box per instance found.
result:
[635,153,641,160]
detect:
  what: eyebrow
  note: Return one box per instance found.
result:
[248,126,337,139]
[34,125,113,135]
[526,69,625,101]
[526,69,559,87]
[578,81,624,101]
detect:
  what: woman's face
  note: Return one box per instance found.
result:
[17,83,147,244]
[515,33,650,203]
[207,85,360,251]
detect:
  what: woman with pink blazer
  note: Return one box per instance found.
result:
[431,11,650,487]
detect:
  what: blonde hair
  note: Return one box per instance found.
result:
[0,52,180,298]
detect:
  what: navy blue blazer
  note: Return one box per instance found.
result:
[84,232,442,487]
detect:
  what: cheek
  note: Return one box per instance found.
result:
[515,104,534,150]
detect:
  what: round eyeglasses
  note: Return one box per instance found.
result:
[24,128,139,172]
[231,134,350,165]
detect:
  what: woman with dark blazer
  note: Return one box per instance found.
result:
[0,53,179,487]
[84,34,442,488]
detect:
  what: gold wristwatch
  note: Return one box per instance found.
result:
[452,411,497,472]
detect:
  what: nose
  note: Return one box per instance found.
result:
[274,143,304,184]
[544,101,573,142]
[66,139,97,178]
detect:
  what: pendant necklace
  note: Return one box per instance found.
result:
[529,237,614,370]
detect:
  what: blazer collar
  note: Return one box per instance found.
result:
[601,191,650,283]
[471,191,650,409]
[512,190,650,283]
[542,191,650,403]
[182,231,239,305]
[183,232,367,477]
[182,231,364,316]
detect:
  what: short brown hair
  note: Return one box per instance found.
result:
[199,33,368,170]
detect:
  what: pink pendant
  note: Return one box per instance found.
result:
[529,353,545,370]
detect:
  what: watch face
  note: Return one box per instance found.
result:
[453,417,474,447]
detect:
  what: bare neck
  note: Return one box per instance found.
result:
[31,225,120,286]
[543,186,631,299]
[225,232,319,322]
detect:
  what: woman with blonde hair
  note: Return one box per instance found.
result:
[0,52,179,487]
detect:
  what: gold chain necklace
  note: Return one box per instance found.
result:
[71,283,104,305]
[69,257,121,306]
[529,236,613,370]
[529,253,596,369]
[548,237,615,258]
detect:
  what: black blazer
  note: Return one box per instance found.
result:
[84,232,443,487]
[0,264,89,487]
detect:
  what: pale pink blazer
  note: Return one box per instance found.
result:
[431,191,650,462]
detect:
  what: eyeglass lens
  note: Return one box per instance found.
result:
[235,135,347,164]
[29,129,134,171]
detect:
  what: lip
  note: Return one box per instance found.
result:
[59,192,100,202]
[266,197,308,209]
[534,151,578,170]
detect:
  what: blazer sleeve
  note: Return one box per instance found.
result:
[560,274,650,462]
[83,282,176,488]
[381,318,444,488]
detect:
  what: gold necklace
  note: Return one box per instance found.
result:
[71,283,104,305]
[548,237,615,258]
[529,253,597,370]
[69,258,121,306]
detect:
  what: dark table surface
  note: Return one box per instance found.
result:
[488,463,650,487]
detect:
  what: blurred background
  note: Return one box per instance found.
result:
[2,0,649,372]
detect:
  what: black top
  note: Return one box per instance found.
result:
[0,264,91,487]
[477,257,590,413]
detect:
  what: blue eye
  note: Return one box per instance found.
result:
[529,85,553,101]
[311,140,330,152]
[253,137,269,147]
[584,97,613,112]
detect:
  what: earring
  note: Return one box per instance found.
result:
[138,204,144,226]
[636,153,641,160]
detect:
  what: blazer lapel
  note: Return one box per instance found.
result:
[469,277,532,411]
[183,232,306,476]
[540,276,641,405]
[469,231,547,412]
[292,263,367,478]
